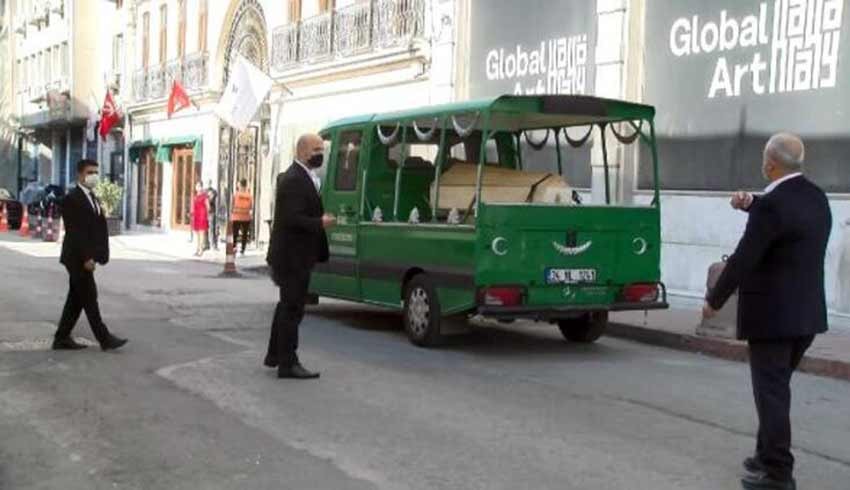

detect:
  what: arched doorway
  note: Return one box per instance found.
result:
[218,0,271,245]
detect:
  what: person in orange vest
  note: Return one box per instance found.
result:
[231,179,254,256]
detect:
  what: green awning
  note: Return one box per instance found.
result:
[130,136,203,163]
[159,135,203,162]
[128,139,159,162]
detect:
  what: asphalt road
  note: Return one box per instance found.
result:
[1,240,848,490]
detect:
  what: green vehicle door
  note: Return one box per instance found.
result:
[313,129,363,300]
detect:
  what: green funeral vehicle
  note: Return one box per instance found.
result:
[309,95,668,346]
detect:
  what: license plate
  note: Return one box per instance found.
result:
[545,268,597,284]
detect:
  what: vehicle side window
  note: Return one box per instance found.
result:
[335,131,361,191]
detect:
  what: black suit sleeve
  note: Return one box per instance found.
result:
[280,176,323,234]
[707,199,782,310]
[62,194,94,264]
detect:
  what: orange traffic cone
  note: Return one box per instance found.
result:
[0,203,8,232]
[44,210,55,242]
[220,220,240,277]
[18,207,30,237]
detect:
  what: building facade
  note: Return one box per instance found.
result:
[0,0,17,194]
[458,0,850,318]
[125,0,457,244]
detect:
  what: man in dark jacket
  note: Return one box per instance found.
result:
[54,159,127,351]
[264,134,335,379]
[703,133,831,490]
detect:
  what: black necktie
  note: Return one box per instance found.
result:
[91,194,101,216]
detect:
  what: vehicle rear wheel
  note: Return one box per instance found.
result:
[557,312,608,343]
[403,275,443,347]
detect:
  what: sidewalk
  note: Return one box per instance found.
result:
[111,230,268,269]
[609,308,850,382]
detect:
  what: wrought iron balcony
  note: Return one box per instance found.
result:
[165,58,184,85]
[147,64,166,100]
[271,0,424,73]
[272,24,298,69]
[133,69,148,102]
[300,13,333,61]
[131,52,207,103]
[182,51,208,91]
[335,2,373,56]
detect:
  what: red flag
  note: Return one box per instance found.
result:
[99,91,120,138]
[167,80,193,118]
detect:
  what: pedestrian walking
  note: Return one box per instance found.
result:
[264,133,335,379]
[231,179,254,256]
[191,182,209,257]
[703,133,832,490]
[206,180,219,251]
[54,159,127,351]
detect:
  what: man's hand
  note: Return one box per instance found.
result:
[730,191,754,211]
[702,301,717,319]
[83,259,96,272]
[321,214,337,229]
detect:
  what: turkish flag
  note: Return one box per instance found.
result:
[99,91,120,138]
[167,80,192,118]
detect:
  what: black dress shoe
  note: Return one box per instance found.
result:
[744,456,767,474]
[263,356,279,368]
[52,337,87,350]
[100,335,128,351]
[278,364,320,379]
[741,473,795,490]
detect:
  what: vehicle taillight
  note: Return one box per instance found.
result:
[479,286,524,306]
[622,283,659,303]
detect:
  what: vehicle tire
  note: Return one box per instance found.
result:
[403,274,443,347]
[557,312,608,343]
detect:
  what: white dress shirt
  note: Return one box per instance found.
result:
[79,184,101,215]
[295,159,321,192]
[764,172,803,194]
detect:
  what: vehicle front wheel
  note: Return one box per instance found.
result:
[403,275,443,347]
[557,312,608,343]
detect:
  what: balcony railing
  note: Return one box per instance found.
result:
[165,58,184,84]
[133,69,148,101]
[271,0,424,73]
[147,64,166,99]
[132,52,208,103]
[183,52,209,90]
[335,2,373,56]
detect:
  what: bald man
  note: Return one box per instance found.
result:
[265,133,335,379]
[703,133,831,490]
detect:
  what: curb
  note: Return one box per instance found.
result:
[607,322,850,382]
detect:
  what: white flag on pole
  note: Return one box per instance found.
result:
[215,55,273,131]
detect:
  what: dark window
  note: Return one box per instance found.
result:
[335,131,361,191]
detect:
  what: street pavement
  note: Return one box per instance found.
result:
[1,236,849,490]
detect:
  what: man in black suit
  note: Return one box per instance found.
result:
[54,159,127,351]
[703,133,831,490]
[264,134,335,379]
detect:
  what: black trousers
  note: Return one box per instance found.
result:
[56,267,110,344]
[748,335,814,481]
[266,271,310,368]
[233,221,251,253]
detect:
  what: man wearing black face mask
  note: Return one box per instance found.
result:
[265,133,335,379]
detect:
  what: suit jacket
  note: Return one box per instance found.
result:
[266,162,329,281]
[60,186,109,271]
[707,177,832,340]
